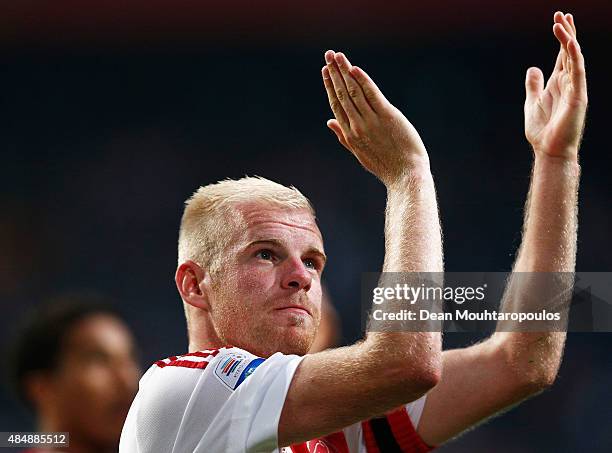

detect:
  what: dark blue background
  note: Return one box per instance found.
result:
[1,2,610,451]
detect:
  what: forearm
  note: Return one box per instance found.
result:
[367,163,443,382]
[383,164,444,273]
[321,50,443,389]
[496,154,580,386]
[515,155,580,272]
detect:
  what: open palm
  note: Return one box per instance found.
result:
[524,12,588,160]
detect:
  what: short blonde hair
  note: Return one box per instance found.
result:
[178,176,315,274]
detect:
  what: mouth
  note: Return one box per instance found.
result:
[275,305,312,317]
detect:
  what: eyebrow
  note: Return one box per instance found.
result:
[246,239,327,264]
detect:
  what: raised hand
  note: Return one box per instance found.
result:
[524,12,588,161]
[322,50,429,187]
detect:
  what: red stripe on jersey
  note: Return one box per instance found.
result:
[154,349,222,369]
[289,443,310,453]
[385,407,433,452]
[318,431,350,453]
[362,420,381,453]
[290,430,350,453]
[363,407,433,452]
[182,349,221,359]
[156,359,211,369]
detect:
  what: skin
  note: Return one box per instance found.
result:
[28,314,141,453]
[416,11,586,445]
[179,27,444,446]
[525,12,587,159]
[177,10,585,449]
[207,203,326,358]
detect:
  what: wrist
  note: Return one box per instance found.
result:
[532,145,579,165]
[386,156,432,190]
[533,152,581,176]
[386,164,434,194]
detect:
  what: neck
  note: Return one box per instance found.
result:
[186,307,226,353]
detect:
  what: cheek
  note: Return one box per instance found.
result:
[68,369,128,433]
[56,367,114,413]
[226,271,282,336]
[232,267,275,301]
[310,286,323,318]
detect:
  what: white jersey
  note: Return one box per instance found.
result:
[120,347,432,453]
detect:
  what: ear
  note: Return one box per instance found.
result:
[175,260,212,311]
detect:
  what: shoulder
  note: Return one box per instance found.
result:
[138,346,301,401]
[147,346,272,390]
[132,347,241,421]
[120,347,259,451]
[152,347,224,371]
[121,346,304,452]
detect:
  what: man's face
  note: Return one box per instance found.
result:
[208,204,326,357]
[49,314,140,447]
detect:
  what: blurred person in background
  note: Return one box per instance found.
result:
[6,293,141,453]
[308,285,341,353]
[120,12,586,453]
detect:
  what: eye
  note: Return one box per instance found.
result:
[82,350,111,365]
[256,249,274,261]
[303,258,317,269]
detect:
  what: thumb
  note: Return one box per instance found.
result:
[525,67,544,104]
[327,119,351,151]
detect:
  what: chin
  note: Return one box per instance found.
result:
[235,321,317,358]
[252,329,314,357]
[277,327,314,356]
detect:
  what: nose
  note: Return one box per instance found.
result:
[281,257,312,291]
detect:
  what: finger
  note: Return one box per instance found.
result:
[334,52,375,117]
[553,22,571,72]
[566,13,577,37]
[552,44,566,74]
[325,50,361,127]
[322,64,350,132]
[559,13,575,39]
[551,12,565,71]
[553,23,573,72]
[327,119,351,150]
[553,22,572,48]
[348,65,389,113]
[525,67,544,105]
[567,39,587,98]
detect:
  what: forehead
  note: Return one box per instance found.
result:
[64,314,134,354]
[236,202,323,246]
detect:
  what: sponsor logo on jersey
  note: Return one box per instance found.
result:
[214,351,264,390]
[308,440,332,453]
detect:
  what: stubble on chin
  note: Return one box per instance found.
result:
[248,317,317,357]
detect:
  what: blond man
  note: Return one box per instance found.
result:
[120,12,586,452]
